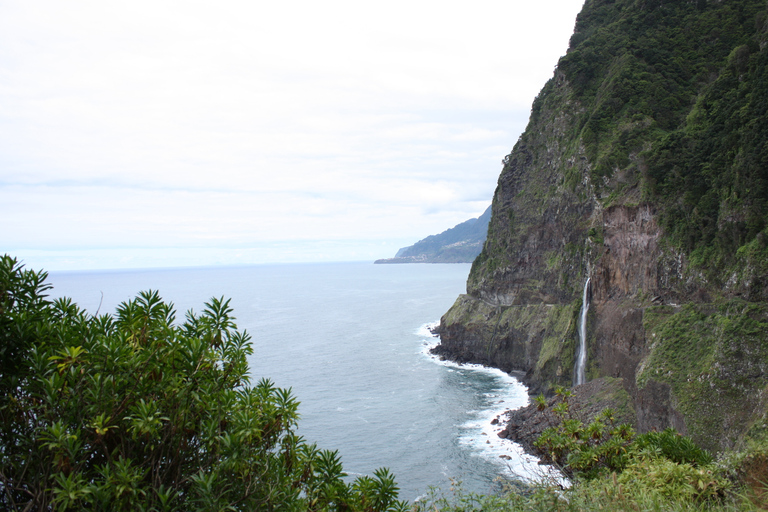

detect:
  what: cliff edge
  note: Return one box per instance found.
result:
[433,0,768,453]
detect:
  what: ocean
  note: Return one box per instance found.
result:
[48,261,538,501]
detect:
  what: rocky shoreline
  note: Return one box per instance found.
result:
[494,377,637,459]
[429,323,636,464]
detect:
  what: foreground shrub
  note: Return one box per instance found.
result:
[529,384,733,507]
[413,475,759,512]
[0,255,407,511]
[615,458,727,503]
[634,428,713,467]
[533,387,636,479]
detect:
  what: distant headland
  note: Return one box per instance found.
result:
[375,206,491,264]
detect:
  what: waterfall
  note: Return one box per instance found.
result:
[574,277,591,386]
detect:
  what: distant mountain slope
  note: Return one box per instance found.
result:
[375,206,491,264]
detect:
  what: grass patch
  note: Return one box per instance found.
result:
[638,301,768,451]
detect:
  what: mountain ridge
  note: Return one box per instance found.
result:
[375,205,491,264]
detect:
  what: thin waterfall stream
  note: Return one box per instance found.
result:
[574,277,591,386]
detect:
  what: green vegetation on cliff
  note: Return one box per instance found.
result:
[470,0,768,291]
[639,301,768,452]
[440,0,768,476]
[554,0,768,284]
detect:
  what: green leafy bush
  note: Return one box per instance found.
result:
[634,428,713,467]
[531,386,729,505]
[533,387,635,479]
[0,255,407,511]
[614,457,727,503]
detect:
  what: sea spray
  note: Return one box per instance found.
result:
[418,323,544,483]
[574,277,591,386]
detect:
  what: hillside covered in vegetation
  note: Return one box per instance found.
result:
[375,206,491,264]
[435,0,768,458]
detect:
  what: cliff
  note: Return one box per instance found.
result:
[375,205,491,264]
[434,0,768,453]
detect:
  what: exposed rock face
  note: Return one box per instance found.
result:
[434,0,768,452]
[433,299,577,396]
[592,205,707,304]
[594,205,661,301]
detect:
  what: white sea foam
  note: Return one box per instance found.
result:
[415,321,556,483]
[416,321,440,340]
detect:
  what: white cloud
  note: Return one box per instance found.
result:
[0,0,584,270]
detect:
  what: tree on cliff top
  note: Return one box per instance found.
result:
[0,255,407,511]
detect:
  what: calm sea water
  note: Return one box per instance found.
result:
[48,262,538,500]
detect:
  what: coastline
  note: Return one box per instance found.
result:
[428,323,635,474]
[419,322,546,483]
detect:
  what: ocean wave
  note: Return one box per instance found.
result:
[415,320,549,483]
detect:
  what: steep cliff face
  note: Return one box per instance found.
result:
[435,0,768,452]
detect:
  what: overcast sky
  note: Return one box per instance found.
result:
[1,1,584,271]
